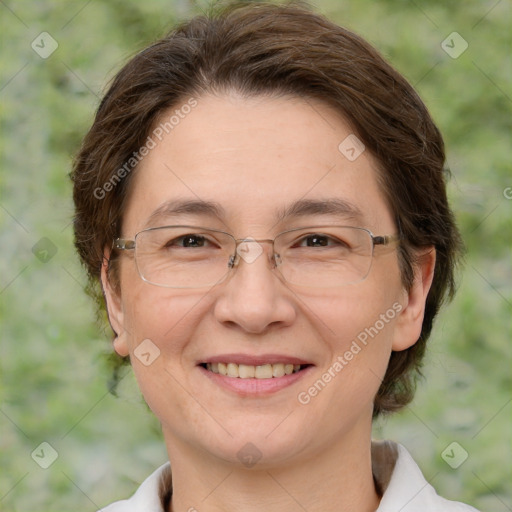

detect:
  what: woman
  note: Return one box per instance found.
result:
[72,2,479,510]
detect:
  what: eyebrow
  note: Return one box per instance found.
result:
[144,199,226,228]
[144,197,363,228]
[274,198,364,224]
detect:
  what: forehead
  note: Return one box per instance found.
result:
[123,93,394,235]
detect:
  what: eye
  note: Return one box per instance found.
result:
[301,234,328,247]
[164,234,211,248]
[295,234,347,248]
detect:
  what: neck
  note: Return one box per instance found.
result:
[164,424,380,512]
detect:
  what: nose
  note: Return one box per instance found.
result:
[213,239,296,334]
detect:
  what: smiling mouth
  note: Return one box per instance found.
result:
[201,362,309,379]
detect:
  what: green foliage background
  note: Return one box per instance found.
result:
[1,0,510,510]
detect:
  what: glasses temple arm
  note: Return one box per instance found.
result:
[113,238,136,250]
[373,234,401,246]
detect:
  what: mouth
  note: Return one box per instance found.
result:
[200,362,310,379]
[197,355,314,396]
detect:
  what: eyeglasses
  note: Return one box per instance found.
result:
[113,225,400,289]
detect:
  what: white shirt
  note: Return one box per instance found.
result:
[98,441,480,512]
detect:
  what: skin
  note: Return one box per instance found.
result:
[101,92,435,512]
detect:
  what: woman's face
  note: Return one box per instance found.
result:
[103,93,432,468]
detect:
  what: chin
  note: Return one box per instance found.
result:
[203,422,312,470]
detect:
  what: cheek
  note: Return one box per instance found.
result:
[307,298,400,409]
[302,265,404,393]
[125,288,196,344]
[121,287,211,417]
[290,290,402,443]
[301,263,403,349]
[121,276,217,370]
[328,295,400,374]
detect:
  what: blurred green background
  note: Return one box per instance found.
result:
[0,0,510,510]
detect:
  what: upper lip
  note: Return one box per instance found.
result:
[199,354,313,366]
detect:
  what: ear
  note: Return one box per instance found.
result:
[101,249,130,357]
[392,247,436,351]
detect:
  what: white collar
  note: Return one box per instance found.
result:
[373,441,479,511]
[98,441,479,511]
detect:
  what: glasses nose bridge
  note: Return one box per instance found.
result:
[229,237,279,269]
[235,237,275,246]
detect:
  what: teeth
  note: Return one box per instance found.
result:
[205,362,304,379]
[239,364,255,378]
[255,364,273,379]
[227,363,239,377]
[272,363,285,377]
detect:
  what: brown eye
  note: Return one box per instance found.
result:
[303,234,329,247]
[295,234,348,248]
[164,234,208,248]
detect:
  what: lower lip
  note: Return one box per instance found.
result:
[198,365,313,396]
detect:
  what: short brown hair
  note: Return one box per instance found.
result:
[71,1,463,416]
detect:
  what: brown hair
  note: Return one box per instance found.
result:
[71,1,463,416]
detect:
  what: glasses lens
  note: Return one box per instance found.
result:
[275,226,374,287]
[134,227,235,288]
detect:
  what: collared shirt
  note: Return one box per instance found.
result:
[98,441,480,512]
